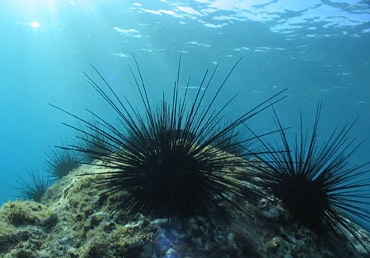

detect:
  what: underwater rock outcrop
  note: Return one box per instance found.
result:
[1,160,369,258]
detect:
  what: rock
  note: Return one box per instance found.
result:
[0,162,369,257]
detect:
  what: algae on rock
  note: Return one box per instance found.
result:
[0,161,369,258]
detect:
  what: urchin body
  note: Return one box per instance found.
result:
[272,173,329,234]
[102,107,244,220]
[253,103,370,254]
[45,147,79,179]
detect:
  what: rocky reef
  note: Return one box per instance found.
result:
[1,161,369,258]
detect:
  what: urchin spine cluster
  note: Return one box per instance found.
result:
[250,103,370,254]
[52,56,285,224]
[44,146,80,180]
[13,145,80,202]
[13,169,51,202]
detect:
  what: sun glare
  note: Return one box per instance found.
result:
[28,22,41,28]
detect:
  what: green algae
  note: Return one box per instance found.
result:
[0,161,368,257]
[2,201,57,227]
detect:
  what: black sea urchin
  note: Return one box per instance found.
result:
[14,169,50,202]
[51,56,286,223]
[45,146,80,180]
[252,103,370,254]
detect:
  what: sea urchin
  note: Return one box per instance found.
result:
[44,146,80,180]
[252,103,370,254]
[14,169,51,203]
[52,55,286,224]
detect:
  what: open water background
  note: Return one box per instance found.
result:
[0,0,369,207]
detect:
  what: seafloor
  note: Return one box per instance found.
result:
[1,159,369,258]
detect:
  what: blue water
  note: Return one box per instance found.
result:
[0,0,369,205]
